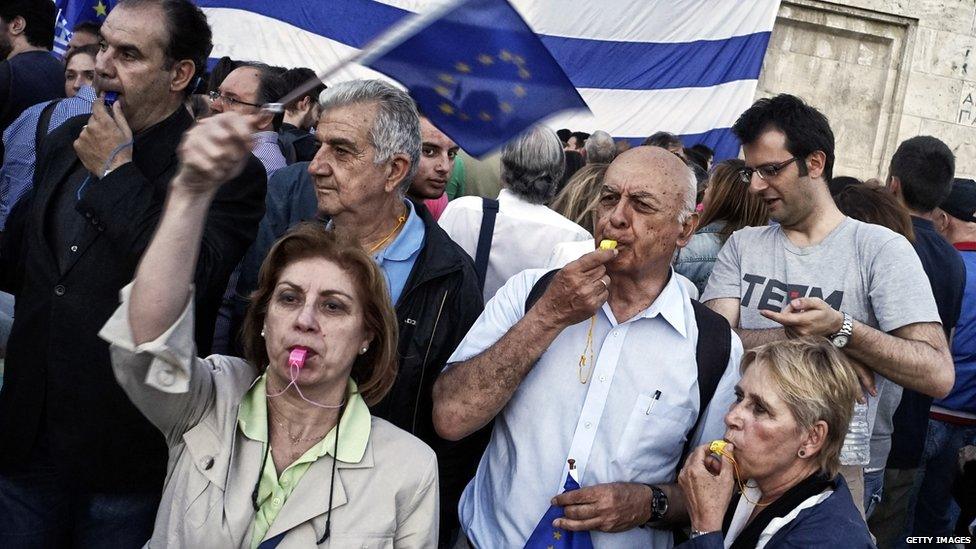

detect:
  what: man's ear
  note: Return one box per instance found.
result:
[384,153,411,194]
[9,15,27,36]
[805,150,826,180]
[676,211,699,249]
[170,60,197,96]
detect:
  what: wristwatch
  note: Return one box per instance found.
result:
[830,311,854,348]
[647,485,668,522]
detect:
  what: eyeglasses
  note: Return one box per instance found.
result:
[738,157,801,184]
[208,90,262,109]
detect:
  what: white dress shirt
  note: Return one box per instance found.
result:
[446,268,744,548]
[438,188,592,302]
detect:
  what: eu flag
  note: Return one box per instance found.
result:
[53,0,117,56]
[365,0,588,157]
[523,471,594,549]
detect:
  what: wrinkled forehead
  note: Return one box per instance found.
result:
[317,101,379,146]
[604,153,688,206]
[101,3,169,60]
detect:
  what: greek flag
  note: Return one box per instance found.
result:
[198,0,780,159]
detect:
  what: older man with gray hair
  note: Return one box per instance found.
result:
[433,146,743,548]
[307,79,485,544]
[585,130,617,164]
[439,125,592,301]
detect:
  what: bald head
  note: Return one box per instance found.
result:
[608,146,696,222]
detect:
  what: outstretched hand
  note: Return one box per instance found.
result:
[174,112,259,196]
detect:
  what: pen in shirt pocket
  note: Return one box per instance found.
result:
[645,390,662,415]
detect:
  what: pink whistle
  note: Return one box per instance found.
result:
[288,348,308,369]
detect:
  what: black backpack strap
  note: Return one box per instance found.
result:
[524,269,559,312]
[474,197,499,292]
[34,99,60,159]
[681,300,732,462]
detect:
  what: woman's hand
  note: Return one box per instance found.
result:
[678,443,736,533]
[174,112,257,197]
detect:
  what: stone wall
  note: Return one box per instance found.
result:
[756,0,976,180]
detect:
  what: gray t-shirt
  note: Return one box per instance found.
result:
[702,217,940,468]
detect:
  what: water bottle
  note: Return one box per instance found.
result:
[840,400,870,465]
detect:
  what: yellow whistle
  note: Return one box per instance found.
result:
[709,440,728,456]
[599,239,617,250]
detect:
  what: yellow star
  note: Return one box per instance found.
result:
[499,102,513,113]
[438,73,456,84]
[93,0,108,17]
[513,84,527,97]
[455,62,471,73]
[553,530,563,540]
[513,54,526,65]
[479,111,492,122]
[439,103,455,115]
[499,50,513,61]
[435,85,450,98]
[518,68,532,80]
[478,54,495,65]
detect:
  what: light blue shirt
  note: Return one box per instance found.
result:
[374,199,425,306]
[251,130,287,179]
[447,269,743,548]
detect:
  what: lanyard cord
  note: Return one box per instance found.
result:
[251,403,344,543]
[76,140,135,201]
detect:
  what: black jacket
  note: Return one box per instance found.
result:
[369,202,487,539]
[0,108,266,492]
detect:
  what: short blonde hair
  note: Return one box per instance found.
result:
[741,337,861,477]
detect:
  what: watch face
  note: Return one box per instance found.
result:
[832,335,849,348]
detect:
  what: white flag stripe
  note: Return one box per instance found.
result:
[556,80,760,136]
[375,0,779,43]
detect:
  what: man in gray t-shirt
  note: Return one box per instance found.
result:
[703,217,939,471]
[703,94,953,515]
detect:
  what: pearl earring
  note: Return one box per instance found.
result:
[360,346,368,355]
[260,328,266,338]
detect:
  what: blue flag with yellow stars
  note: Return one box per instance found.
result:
[54,0,116,56]
[523,471,594,549]
[365,0,588,157]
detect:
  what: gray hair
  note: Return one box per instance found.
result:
[318,80,421,196]
[501,126,565,204]
[678,164,697,224]
[584,130,616,164]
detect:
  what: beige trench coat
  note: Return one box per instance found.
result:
[99,287,439,548]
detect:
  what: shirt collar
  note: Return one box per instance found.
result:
[252,130,280,146]
[238,375,372,464]
[603,269,688,338]
[376,199,425,262]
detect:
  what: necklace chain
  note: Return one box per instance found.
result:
[268,399,333,445]
[367,213,407,253]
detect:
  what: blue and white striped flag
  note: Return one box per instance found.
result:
[197,0,780,160]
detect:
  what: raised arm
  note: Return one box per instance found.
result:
[431,249,615,441]
[129,113,256,345]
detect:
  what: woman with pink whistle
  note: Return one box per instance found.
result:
[99,111,438,548]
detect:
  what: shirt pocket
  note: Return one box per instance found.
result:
[613,393,696,479]
[326,534,394,548]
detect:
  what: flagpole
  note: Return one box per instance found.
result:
[262,0,469,114]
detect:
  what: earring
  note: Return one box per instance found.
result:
[360,346,368,355]
[798,449,806,458]
[260,327,266,338]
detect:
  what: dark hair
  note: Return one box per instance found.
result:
[732,94,835,182]
[207,56,241,93]
[64,43,99,66]
[684,146,708,173]
[238,62,288,130]
[699,159,769,242]
[834,184,915,243]
[0,0,56,50]
[643,131,683,150]
[242,223,399,406]
[282,67,326,109]
[188,93,210,119]
[889,135,956,213]
[570,131,590,146]
[690,143,714,162]
[828,175,862,196]
[72,20,102,37]
[118,0,213,97]
[557,128,572,144]
[560,149,585,195]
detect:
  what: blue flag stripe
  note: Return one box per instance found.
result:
[541,32,771,91]
[196,0,771,91]
[620,127,741,160]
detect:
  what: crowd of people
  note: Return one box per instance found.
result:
[0,0,973,547]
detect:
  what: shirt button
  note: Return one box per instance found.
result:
[203,457,214,470]
[599,375,606,382]
[53,285,66,296]
[272,497,281,506]
[70,245,78,252]
[584,421,592,429]
[156,368,175,387]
